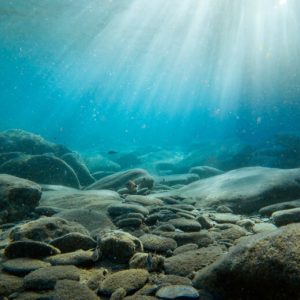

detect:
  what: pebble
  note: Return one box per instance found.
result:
[156,285,199,299]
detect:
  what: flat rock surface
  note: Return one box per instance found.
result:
[40,189,121,211]
[44,250,94,266]
[161,167,300,213]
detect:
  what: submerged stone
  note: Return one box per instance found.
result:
[156,285,199,299]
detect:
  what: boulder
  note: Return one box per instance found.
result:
[4,240,60,259]
[0,174,41,223]
[163,167,300,213]
[0,154,80,188]
[193,224,300,299]
[0,129,70,156]
[9,216,89,242]
[61,152,95,186]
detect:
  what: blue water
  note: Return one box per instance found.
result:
[1,0,300,151]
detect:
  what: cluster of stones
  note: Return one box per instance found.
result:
[2,130,300,299]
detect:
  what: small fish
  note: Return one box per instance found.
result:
[107,150,118,155]
[146,253,153,271]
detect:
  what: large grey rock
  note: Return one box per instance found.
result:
[0,154,80,188]
[9,217,89,242]
[193,224,300,299]
[61,152,95,186]
[0,129,70,156]
[40,189,121,211]
[163,167,300,213]
[0,174,41,223]
[86,168,154,191]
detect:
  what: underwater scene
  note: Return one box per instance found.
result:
[1,0,300,299]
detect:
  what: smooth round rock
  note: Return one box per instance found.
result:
[100,230,143,263]
[100,269,149,295]
[156,285,199,299]
[50,232,96,253]
[0,272,24,296]
[108,203,149,217]
[117,218,142,228]
[169,218,201,232]
[44,250,94,267]
[53,279,99,300]
[2,258,51,275]
[23,265,80,290]
[139,234,177,253]
[4,240,60,259]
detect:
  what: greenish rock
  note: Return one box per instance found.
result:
[173,243,198,255]
[209,213,241,224]
[53,279,99,300]
[24,265,80,290]
[193,224,300,299]
[189,166,224,179]
[44,250,94,266]
[2,258,51,275]
[0,154,80,188]
[117,218,142,228]
[139,234,177,253]
[100,230,143,263]
[61,152,95,187]
[259,199,300,216]
[0,272,24,296]
[156,173,199,186]
[253,223,277,233]
[100,269,149,296]
[0,174,42,223]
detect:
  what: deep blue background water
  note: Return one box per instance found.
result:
[1,0,300,151]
